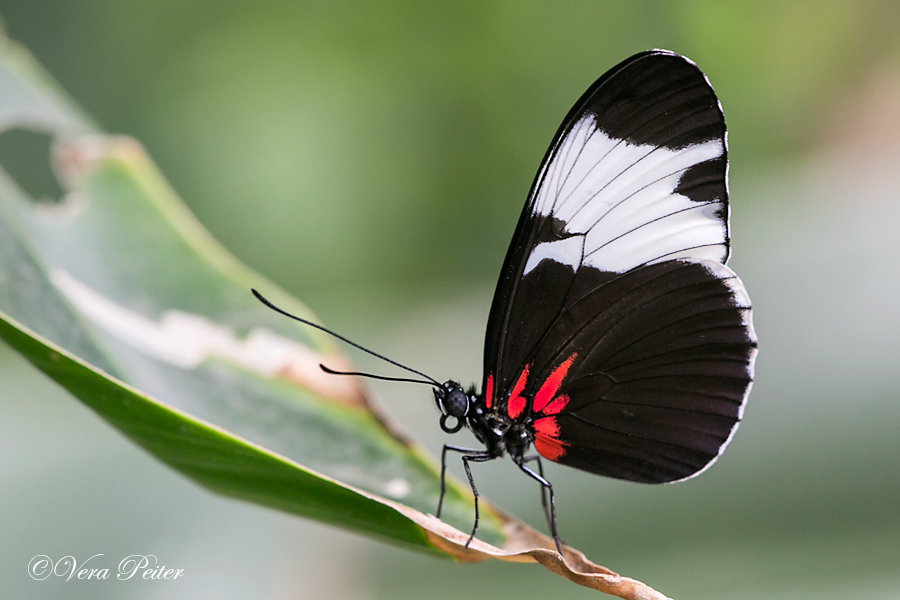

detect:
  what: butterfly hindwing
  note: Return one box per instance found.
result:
[483,50,756,484]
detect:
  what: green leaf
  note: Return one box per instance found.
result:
[0,32,671,598]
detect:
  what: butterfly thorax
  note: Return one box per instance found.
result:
[467,397,534,461]
[433,380,533,461]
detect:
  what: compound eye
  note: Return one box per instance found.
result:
[443,387,469,418]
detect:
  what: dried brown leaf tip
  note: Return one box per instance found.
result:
[384,498,672,599]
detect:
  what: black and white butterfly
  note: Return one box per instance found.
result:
[255,49,757,554]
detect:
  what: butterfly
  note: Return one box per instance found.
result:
[255,49,757,555]
[429,49,757,551]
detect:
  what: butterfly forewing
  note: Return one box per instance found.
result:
[483,50,756,484]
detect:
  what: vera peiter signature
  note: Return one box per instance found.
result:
[28,554,184,581]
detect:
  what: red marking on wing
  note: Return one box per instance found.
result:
[532,353,577,413]
[533,415,560,437]
[485,373,494,409]
[530,355,576,461]
[541,394,569,416]
[534,416,567,461]
[506,365,530,419]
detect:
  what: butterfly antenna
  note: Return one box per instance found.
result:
[252,289,442,388]
[319,364,438,386]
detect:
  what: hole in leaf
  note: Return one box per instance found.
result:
[0,128,64,203]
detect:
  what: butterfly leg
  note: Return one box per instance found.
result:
[437,444,489,520]
[436,444,497,548]
[460,453,497,548]
[522,455,551,534]
[516,460,562,555]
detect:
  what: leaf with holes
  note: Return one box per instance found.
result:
[0,33,677,599]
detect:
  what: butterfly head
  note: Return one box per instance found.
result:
[434,381,471,434]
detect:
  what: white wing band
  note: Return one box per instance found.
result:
[530,116,727,274]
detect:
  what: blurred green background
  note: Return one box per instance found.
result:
[2,1,899,599]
